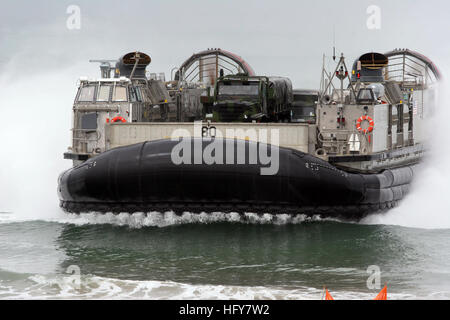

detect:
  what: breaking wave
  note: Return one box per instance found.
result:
[0,271,420,300]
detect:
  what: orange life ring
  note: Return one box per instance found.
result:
[356,115,374,134]
[111,116,126,123]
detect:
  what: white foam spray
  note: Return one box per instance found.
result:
[53,211,333,228]
[362,61,450,229]
[0,60,87,222]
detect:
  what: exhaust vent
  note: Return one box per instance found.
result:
[351,52,388,83]
[115,51,151,79]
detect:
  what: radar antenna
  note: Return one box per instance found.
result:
[332,25,336,61]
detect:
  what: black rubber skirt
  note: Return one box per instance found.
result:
[58,138,414,219]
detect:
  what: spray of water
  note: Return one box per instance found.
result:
[53,211,336,228]
[0,61,83,221]
[362,62,450,229]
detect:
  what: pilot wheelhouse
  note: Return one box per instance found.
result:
[68,77,134,161]
[66,52,172,163]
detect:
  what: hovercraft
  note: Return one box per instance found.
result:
[58,49,440,220]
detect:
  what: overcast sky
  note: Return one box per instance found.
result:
[1,0,449,88]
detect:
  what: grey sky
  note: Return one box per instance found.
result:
[1,0,449,88]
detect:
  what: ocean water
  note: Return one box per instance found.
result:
[0,211,450,300]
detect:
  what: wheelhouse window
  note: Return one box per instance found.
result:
[129,86,142,102]
[77,86,96,102]
[97,85,111,101]
[113,86,128,101]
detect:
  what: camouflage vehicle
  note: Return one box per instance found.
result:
[203,74,293,122]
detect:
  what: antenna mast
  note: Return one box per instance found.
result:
[333,25,336,61]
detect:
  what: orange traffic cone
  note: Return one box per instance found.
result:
[324,288,334,300]
[374,284,387,300]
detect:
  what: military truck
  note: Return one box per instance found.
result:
[202,74,293,122]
